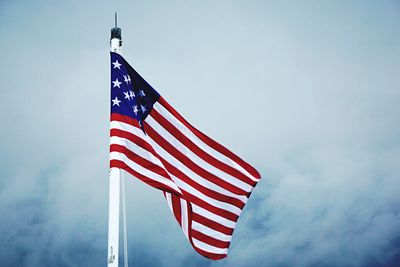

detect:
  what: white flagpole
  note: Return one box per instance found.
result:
[108,13,123,267]
[108,168,121,267]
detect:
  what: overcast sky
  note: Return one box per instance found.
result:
[0,1,400,267]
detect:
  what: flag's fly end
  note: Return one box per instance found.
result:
[110,12,122,53]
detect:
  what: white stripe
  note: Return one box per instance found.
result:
[191,221,232,242]
[109,151,181,194]
[180,198,189,239]
[165,192,173,213]
[154,103,259,182]
[192,238,228,255]
[171,175,242,215]
[146,115,253,192]
[191,204,236,228]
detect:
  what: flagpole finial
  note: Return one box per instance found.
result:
[110,13,122,52]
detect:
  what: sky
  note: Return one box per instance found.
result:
[0,1,400,266]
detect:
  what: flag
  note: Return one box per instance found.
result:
[109,52,261,260]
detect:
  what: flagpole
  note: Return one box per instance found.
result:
[108,13,123,267]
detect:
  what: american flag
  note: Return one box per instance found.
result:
[109,52,261,260]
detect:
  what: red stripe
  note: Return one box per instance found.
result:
[151,108,256,186]
[110,113,140,128]
[159,157,246,209]
[110,144,171,179]
[171,194,182,226]
[158,97,261,179]
[191,229,230,249]
[191,212,234,235]
[143,122,250,196]
[181,190,239,221]
[110,160,181,196]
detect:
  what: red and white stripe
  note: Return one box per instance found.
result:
[110,96,261,260]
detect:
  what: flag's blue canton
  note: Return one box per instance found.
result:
[110,52,160,128]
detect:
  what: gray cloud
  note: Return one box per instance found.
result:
[0,1,399,267]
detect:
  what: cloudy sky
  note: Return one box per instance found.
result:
[1,1,400,266]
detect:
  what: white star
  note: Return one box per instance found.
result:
[112,60,121,69]
[112,78,122,88]
[112,97,121,107]
[141,105,147,113]
[124,75,131,84]
[133,105,139,115]
[140,90,146,97]
[129,91,135,98]
[123,91,130,100]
